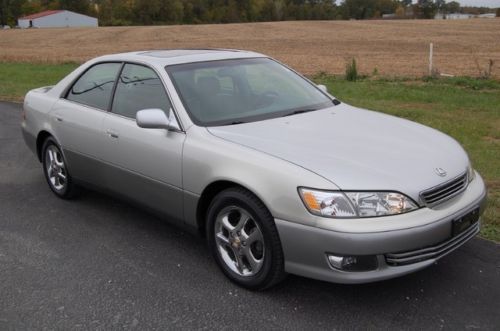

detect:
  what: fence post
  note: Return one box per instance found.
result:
[429,42,434,76]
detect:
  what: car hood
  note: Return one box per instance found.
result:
[207,104,469,201]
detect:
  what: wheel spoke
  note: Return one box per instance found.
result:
[47,167,55,178]
[220,215,234,232]
[242,247,262,272]
[54,153,64,167]
[234,213,250,232]
[54,175,60,187]
[233,250,246,273]
[246,228,263,246]
[47,149,54,164]
[215,232,230,246]
[57,171,66,180]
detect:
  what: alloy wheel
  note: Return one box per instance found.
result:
[45,145,67,191]
[214,206,265,277]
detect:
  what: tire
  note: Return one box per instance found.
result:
[41,137,79,199]
[207,187,286,290]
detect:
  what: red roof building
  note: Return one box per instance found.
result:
[17,10,98,28]
[18,10,64,20]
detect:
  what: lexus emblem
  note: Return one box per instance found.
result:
[435,167,447,177]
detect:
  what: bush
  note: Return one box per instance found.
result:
[345,58,358,81]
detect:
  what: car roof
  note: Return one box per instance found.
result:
[93,49,267,66]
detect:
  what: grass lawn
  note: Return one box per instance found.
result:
[0,62,78,102]
[0,62,498,241]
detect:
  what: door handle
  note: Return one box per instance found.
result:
[55,116,63,122]
[106,129,119,139]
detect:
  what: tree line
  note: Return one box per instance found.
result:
[0,0,497,27]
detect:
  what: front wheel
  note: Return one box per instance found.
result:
[207,188,286,290]
[42,137,79,199]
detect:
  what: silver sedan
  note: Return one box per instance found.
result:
[21,49,487,290]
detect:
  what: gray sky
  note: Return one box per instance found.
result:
[413,0,500,7]
[449,0,500,6]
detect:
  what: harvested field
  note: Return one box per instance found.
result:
[0,19,499,77]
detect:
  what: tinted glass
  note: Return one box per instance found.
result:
[112,64,171,119]
[67,63,121,110]
[166,58,332,126]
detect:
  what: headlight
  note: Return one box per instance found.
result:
[299,188,418,218]
[467,162,475,183]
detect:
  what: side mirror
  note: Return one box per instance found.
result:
[317,84,328,93]
[136,108,180,131]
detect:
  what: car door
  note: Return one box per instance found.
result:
[51,62,122,185]
[100,63,186,222]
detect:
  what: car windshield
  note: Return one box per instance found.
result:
[166,58,333,126]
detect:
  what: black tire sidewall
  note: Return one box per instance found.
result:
[207,188,282,290]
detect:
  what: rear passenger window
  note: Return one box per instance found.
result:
[66,63,121,110]
[111,64,171,119]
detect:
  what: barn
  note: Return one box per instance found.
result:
[18,10,98,28]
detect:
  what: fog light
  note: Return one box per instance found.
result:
[327,254,378,272]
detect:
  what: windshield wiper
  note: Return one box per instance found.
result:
[228,121,246,125]
[282,108,317,117]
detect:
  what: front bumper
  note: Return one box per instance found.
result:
[275,173,487,284]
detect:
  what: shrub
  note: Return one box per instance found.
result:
[345,58,358,81]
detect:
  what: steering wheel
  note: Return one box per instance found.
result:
[254,90,280,108]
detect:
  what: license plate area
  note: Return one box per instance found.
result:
[452,208,479,237]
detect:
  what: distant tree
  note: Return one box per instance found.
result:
[445,1,461,14]
[435,0,445,11]
[342,0,377,20]
[134,0,160,24]
[59,0,91,15]
[376,0,399,15]
[1,0,28,26]
[415,0,438,19]
[395,5,405,18]
[0,0,9,26]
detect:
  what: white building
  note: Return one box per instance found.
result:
[435,12,474,20]
[435,12,496,20]
[18,10,98,28]
[477,13,496,19]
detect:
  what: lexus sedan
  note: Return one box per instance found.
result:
[21,49,487,290]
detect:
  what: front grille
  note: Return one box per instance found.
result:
[420,172,468,207]
[385,222,479,266]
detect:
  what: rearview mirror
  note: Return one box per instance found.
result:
[317,84,328,93]
[136,108,180,131]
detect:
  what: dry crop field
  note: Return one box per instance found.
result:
[0,19,499,77]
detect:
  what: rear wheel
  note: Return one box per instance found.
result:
[207,187,286,290]
[42,137,79,199]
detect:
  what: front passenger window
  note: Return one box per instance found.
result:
[66,62,122,110]
[112,64,171,119]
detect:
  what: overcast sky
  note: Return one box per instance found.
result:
[449,0,500,6]
[413,0,500,7]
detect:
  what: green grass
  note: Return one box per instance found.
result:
[0,62,498,241]
[0,62,78,102]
